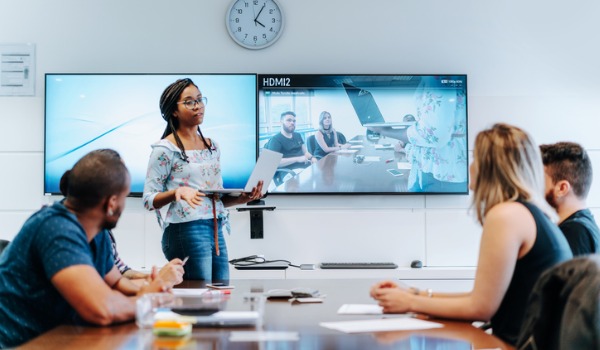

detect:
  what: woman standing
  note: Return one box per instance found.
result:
[143,78,262,282]
[370,123,572,345]
[313,111,350,159]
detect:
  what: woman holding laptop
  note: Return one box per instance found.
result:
[370,123,572,345]
[143,78,262,282]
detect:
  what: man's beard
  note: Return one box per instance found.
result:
[545,190,558,210]
[283,124,295,134]
[102,207,122,230]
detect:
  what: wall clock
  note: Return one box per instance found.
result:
[226,0,284,50]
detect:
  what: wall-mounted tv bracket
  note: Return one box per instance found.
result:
[235,200,276,239]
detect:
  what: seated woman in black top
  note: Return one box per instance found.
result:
[312,111,350,159]
[370,123,573,346]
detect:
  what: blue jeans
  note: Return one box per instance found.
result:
[162,219,229,282]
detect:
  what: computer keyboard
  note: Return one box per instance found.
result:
[319,262,398,269]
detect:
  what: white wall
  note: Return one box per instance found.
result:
[1,0,599,272]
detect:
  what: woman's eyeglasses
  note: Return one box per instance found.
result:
[177,97,208,110]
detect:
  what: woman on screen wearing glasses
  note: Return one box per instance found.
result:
[142,78,262,282]
[370,123,572,345]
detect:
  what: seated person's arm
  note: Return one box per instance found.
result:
[53,261,184,325]
[123,269,150,280]
[105,265,140,295]
[303,145,317,164]
[371,202,531,321]
[335,132,351,149]
[316,132,342,153]
[52,265,140,325]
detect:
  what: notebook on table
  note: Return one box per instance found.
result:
[205,149,283,195]
[343,82,415,128]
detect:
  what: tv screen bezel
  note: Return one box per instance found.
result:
[257,73,469,196]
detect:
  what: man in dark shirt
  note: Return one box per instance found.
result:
[266,111,316,170]
[541,142,600,255]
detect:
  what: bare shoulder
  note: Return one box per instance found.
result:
[484,201,535,239]
[487,201,531,219]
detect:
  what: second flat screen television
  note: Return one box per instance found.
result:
[258,74,468,195]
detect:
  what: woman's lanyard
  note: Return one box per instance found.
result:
[211,194,220,256]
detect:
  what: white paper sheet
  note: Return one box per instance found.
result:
[337,304,383,315]
[397,162,412,169]
[335,149,359,154]
[363,156,381,162]
[229,331,300,342]
[172,288,208,296]
[320,318,443,333]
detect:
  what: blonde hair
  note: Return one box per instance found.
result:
[471,123,556,225]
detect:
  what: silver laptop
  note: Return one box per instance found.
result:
[343,82,415,128]
[205,149,283,195]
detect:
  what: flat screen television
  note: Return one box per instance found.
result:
[45,73,258,196]
[258,74,468,195]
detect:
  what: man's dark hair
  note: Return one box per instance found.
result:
[280,111,296,120]
[540,142,593,198]
[65,149,130,209]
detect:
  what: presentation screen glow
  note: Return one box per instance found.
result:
[45,73,258,196]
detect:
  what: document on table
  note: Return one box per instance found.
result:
[172,288,208,296]
[363,156,381,162]
[397,162,412,170]
[337,304,383,315]
[229,331,300,342]
[320,318,443,333]
[335,149,358,154]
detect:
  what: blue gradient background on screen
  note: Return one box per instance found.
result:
[45,74,257,195]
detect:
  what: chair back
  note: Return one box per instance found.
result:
[517,255,600,350]
[306,134,317,155]
[0,239,9,255]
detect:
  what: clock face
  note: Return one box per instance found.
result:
[226,0,284,50]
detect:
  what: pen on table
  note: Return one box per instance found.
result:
[182,256,189,266]
[203,290,231,296]
[385,158,394,163]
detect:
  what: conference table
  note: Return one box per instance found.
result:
[273,135,411,193]
[20,279,513,349]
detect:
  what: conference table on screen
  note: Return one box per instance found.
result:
[20,279,513,350]
[274,135,411,193]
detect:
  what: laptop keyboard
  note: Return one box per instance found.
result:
[319,262,398,269]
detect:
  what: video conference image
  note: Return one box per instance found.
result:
[259,74,469,195]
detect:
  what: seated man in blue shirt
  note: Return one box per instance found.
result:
[541,141,600,255]
[0,149,185,348]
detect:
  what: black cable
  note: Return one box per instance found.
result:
[229,256,297,268]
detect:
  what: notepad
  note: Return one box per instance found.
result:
[320,318,443,333]
[337,304,383,315]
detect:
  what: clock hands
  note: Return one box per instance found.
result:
[254,4,266,28]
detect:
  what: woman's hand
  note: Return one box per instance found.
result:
[238,181,264,203]
[369,280,399,298]
[370,282,412,314]
[175,187,205,208]
[340,143,351,150]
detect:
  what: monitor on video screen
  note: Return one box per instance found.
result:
[45,73,258,196]
[258,74,468,195]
